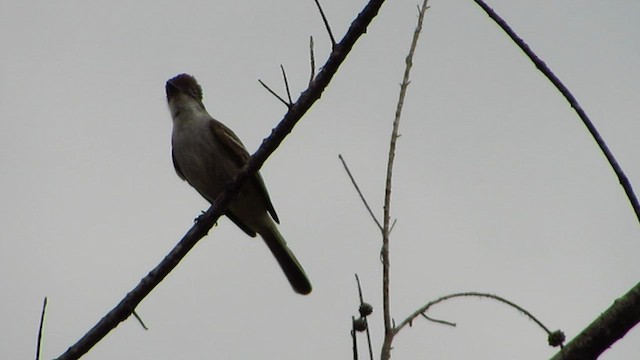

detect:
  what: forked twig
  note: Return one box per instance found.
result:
[132,310,148,330]
[395,292,556,340]
[259,65,294,107]
[258,79,291,108]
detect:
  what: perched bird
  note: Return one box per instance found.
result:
[166,73,312,295]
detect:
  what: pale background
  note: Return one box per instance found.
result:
[1,0,639,359]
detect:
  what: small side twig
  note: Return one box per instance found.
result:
[339,154,383,231]
[36,297,47,360]
[258,79,291,108]
[420,313,456,327]
[280,64,293,105]
[313,0,336,48]
[309,36,316,85]
[132,310,148,330]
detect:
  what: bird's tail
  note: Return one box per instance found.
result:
[259,226,312,295]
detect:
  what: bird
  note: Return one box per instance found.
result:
[165,73,312,295]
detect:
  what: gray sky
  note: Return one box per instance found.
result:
[1,0,639,359]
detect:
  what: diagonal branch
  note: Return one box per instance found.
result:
[313,0,337,47]
[54,1,389,359]
[339,154,383,231]
[549,282,640,360]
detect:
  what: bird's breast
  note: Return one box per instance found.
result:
[172,118,237,201]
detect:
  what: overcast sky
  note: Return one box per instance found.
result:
[1,0,639,359]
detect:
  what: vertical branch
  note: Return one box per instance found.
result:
[381,1,429,359]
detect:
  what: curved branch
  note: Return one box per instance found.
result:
[473,0,640,226]
[394,292,555,340]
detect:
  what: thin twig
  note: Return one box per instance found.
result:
[280,64,293,105]
[420,313,456,327]
[258,79,290,108]
[313,0,336,47]
[389,218,397,233]
[132,310,148,330]
[309,36,316,85]
[395,292,554,337]
[355,273,365,303]
[351,316,358,360]
[35,297,47,360]
[473,0,640,226]
[55,1,389,358]
[339,154,383,231]
[381,2,429,360]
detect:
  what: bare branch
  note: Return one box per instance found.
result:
[280,64,293,105]
[395,292,558,344]
[258,79,291,108]
[35,297,47,360]
[420,313,456,327]
[381,2,429,359]
[55,1,389,358]
[339,154,383,231]
[473,0,640,226]
[313,0,336,47]
[309,36,316,85]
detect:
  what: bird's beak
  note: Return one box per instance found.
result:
[165,80,180,99]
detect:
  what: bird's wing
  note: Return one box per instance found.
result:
[209,120,280,223]
[171,147,186,181]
